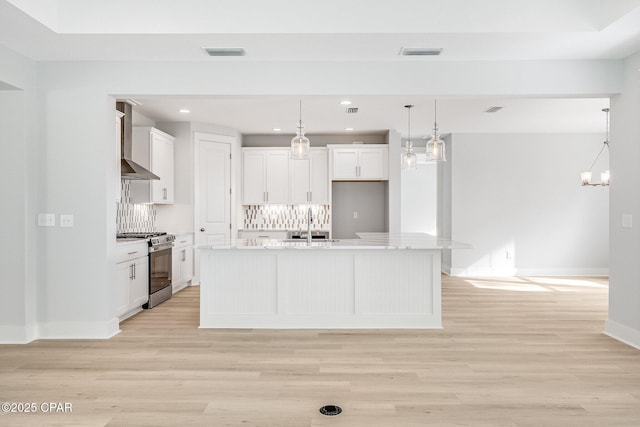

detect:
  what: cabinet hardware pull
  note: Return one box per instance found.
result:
[200,228,205,232]
[130,263,134,280]
[132,263,136,280]
[163,188,167,200]
[182,249,186,262]
[127,251,137,255]
[180,240,187,243]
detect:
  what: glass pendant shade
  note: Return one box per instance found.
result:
[581,171,592,186]
[426,100,446,162]
[426,132,446,162]
[401,141,417,170]
[291,100,310,160]
[401,104,417,170]
[291,123,310,159]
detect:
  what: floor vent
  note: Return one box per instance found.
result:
[319,405,342,416]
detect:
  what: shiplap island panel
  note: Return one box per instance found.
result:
[199,233,467,329]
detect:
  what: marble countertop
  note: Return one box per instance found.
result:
[198,232,470,250]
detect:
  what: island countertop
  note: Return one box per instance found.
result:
[198,232,470,251]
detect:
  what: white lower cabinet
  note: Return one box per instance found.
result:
[172,233,194,293]
[115,241,149,319]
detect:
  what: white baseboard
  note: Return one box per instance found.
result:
[0,325,36,344]
[605,319,640,350]
[38,319,120,340]
[449,267,608,277]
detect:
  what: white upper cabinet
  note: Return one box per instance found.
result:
[130,127,175,204]
[290,148,328,204]
[242,148,290,204]
[330,145,389,181]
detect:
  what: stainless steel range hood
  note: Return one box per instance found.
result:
[116,101,160,180]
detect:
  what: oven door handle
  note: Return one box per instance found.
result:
[149,243,174,252]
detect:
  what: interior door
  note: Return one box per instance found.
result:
[198,138,232,244]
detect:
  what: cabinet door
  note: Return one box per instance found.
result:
[181,247,193,282]
[264,151,289,203]
[358,148,387,180]
[309,149,328,204]
[171,247,181,284]
[290,158,311,204]
[151,133,174,204]
[243,151,266,204]
[115,262,132,317]
[131,258,149,308]
[332,149,358,179]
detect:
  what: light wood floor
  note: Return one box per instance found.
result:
[1,275,639,426]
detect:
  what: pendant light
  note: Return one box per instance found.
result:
[426,99,446,162]
[581,108,610,186]
[401,105,417,170]
[291,100,310,160]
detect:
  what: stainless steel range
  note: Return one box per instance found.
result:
[117,232,175,308]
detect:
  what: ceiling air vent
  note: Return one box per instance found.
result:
[401,47,443,56]
[203,47,246,57]
[484,106,503,113]
[345,107,359,114]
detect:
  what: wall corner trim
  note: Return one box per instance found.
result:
[604,319,640,350]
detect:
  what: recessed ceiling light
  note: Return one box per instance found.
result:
[345,127,354,131]
[179,108,190,114]
[340,100,352,105]
[400,47,443,56]
[272,128,281,132]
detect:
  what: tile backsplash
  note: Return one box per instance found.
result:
[117,180,156,233]
[243,205,330,230]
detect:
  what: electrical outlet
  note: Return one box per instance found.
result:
[38,213,56,227]
[353,211,359,219]
[622,214,633,229]
[60,214,74,228]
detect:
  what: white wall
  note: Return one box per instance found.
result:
[401,161,438,235]
[447,133,609,276]
[606,51,640,349]
[0,45,38,343]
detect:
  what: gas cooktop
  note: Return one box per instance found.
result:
[116,232,167,239]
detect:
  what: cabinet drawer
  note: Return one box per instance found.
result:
[174,234,194,248]
[115,241,148,263]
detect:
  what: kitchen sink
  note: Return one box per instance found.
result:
[280,239,340,243]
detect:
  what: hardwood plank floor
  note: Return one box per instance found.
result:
[1,275,639,426]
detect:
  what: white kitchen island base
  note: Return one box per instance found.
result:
[199,247,442,329]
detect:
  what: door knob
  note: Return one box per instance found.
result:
[200,228,206,232]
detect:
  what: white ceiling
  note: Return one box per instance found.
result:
[0,0,631,135]
[132,96,610,137]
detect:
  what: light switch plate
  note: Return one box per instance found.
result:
[60,214,74,228]
[38,213,55,227]
[622,214,633,229]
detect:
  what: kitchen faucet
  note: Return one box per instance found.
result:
[307,206,313,245]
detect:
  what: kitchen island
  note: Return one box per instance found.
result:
[199,233,467,329]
